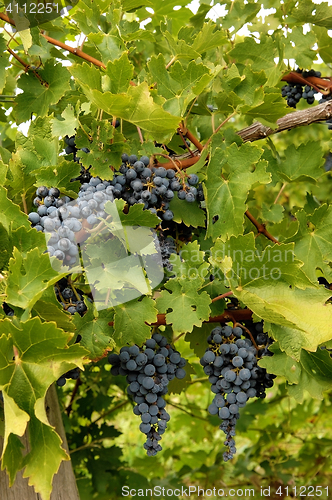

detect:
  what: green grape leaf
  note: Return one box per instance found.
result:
[156,278,211,334]
[148,56,212,116]
[284,205,332,282]
[70,64,180,141]
[186,323,219,359]
[2,433,24,485]
[0,222,11,270]
[74,122,125,178]
[222,0,260,32]
[289,0,332,29]
[211,234,332,356]
[241,90,289,128]
[122,0,153,11]
[284,26,317,68]
[15,61,71,124]
[34,161,81,198]
[51,105,80,138]
[205,142,271,240]
[6,247,68,310]
[113,296,157,345]
[72,301,115,359]
[33,300,75,333]
[116,200,160,227]
[0,317,87,499]
[191,21,227,53]
[260,343,332,401]
[11,226,47,258]
[276,141,324,182]
[0,186,30,232]
[314,26,332,64]
[261,203,284,223]
[104,53,134,94]
[169,195,206,227]
[228,35,281,85]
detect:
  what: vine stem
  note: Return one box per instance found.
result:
[244,210,279,244]
[274,182,287,204]
[65,377,82,416]
[233,321,258,350]
[7,46,49,87]
[211,291,233,303]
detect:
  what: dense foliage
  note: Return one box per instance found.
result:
[1,0,332,498]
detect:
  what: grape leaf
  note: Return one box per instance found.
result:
[260,343,332,402]
[15,61,71,124]
[104,54,134,94]
[6,247,68,310]
[51,105,80,138]
[113,296,157,345]
[261,203,284,223]
[205,142,270,241]
[0,317,87,499]
[222,0,260,32]
[0,186,30,232]
[73,121,125,179]
[169,195,205,228]
[290,0,332,29]
[284,205,332,282]
[241,90,289,128]
[156,278,211,334]
[72,301,115,359]
[34,160,81,198]
[276,141,324,182]
[70,64,180,140]
[210,234,332,356]
[284,26,317,68]
[148,56,213,116]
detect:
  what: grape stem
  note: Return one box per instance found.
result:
[244,211,279,244]
[211,291,233,302]
[65,377,82,416]
[233,321,258,350]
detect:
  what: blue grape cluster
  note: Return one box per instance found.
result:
[54,276,89,316]
[57,367,80,387]
[200,323,275,462]
[108,332,186,456]
[281,69,321,108]
[158,234,177,272]
[64,135,92,184]
[28,185,82,267]
[108,153,203,222]
[1,302,14,316]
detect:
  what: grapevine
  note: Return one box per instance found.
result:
[1,4,332,498]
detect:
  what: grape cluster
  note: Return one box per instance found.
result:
[57,367,80,387]
[54,276,89,317]
[281,69,321,108]
[1,302,14,316]
[28,186,81,267]
[108,332,186,456]
[109,153,203,222]
[200,323,275,462]
[158,234,177,272]
[64,135,92,184]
